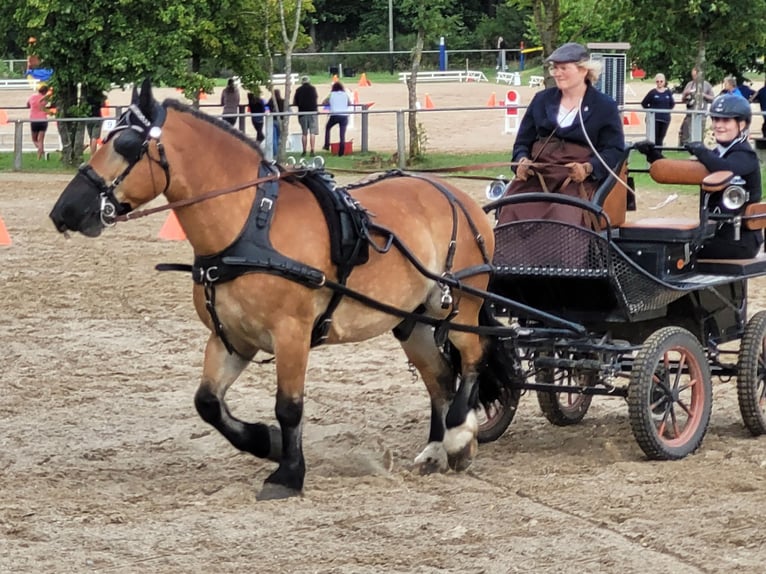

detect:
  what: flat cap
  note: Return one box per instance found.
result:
[301,75,310,84]
[546,42,589,63]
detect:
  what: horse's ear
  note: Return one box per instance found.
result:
[131,84,139,105]
[138,78,154,120]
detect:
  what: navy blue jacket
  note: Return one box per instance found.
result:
[640,88,675,123]
[512,83,625,181]
[691,138,763,252]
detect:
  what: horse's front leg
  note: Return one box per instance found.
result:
[257,327,312,501]
[194,335,282,462]
[399,324,455,475]
[443,331,483,472]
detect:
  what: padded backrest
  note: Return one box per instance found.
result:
[649,158,710,185]
[592,151,630,228]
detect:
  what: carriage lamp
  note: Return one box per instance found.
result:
[485,178,508,200]
[721,176,748,211]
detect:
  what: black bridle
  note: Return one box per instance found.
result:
[82,101,171,227]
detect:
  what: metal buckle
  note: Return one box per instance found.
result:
[260,197,273,211]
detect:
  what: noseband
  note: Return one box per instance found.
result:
[83,102,171,226]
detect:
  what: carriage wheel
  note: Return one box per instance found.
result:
[477,385,521,444]
[737,310,766,436]
[535,351,594,426]
[628,327,712,460]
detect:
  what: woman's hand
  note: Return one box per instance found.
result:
[566,162,593,183]
[515,157,532,181]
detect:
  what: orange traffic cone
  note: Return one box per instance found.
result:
[158,211,186,241]
[0,109,8,125]
[424,94,435,109]
[100,100,110,117]
[358,73,372,87]
[486,92,497,107]
[0,215,11,246]
[623,111,640,126]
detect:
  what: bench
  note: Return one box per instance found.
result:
[0,78,37,90]
[529,76,545,88]
[496,71,521,85]
[270,73,299,86]
[398,70,488,83]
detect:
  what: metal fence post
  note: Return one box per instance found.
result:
[13,121,23,171]
[396,110,405,169]
[361,105,369,153]
[264,115,274,162]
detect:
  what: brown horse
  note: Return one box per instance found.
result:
[49,79,511,500]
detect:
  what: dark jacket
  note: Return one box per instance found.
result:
[640,89,675,123]
[512,83,625,182]
[293,83,318,112]
[692,137,763,253]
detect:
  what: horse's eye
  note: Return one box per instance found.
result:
[113,129,145,163]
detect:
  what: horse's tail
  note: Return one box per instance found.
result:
[476,302,521,408]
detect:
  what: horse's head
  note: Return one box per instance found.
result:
[49,78,169,237]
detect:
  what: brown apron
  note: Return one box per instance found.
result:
[498,137,598,227]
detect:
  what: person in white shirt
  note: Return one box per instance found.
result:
[322,81,351,156]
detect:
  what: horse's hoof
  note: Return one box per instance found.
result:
[447,437,478,472]
[414,441,448,475]
[256,482,302,501]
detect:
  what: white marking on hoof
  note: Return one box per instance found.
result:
[444,410,479,455]
[414,441,448,474]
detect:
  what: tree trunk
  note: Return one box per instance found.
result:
[534,0,560,87]
[56,83,85,167]
[407,30,424,162]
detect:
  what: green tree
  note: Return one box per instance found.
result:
[625,0,766,89]
[4,0,280,166]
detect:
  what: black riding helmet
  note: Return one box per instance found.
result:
[709,93,752,125]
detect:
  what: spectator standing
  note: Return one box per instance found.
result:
[738,79,755,101]
[721,76,745,99]
[268,88,285,157]
[322,82,351,157]
[751,84,766,138]
[220,77,240,127]
[640,73,675,146]
[27,83,49,160]
[293,76,319,156]
[679,66,714,145]
[496,36,508,71]
[247,89,266,143]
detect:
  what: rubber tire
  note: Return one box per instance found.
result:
[477,386,521,444]
[536,360,594,426]
[737,310,766,436]
[628,327,712,460]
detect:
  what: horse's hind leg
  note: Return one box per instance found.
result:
[399,324,455,475]
[194,335,282,462]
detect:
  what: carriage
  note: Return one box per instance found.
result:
[49,79,766,500]
[476,151,766,460]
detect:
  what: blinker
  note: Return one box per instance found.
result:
[114,129,145,163]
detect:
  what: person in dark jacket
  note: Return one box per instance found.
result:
[247,90,266,143]
[292,76,319,156]
[640,73,675,146]
[499,42,625,226]
[685,94,763,258]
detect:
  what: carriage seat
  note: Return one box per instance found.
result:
[591,152,630,228]
[617,170,735,242]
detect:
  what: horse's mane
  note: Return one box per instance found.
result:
[161,98,265,156]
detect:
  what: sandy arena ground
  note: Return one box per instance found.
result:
[3,79,766,573]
